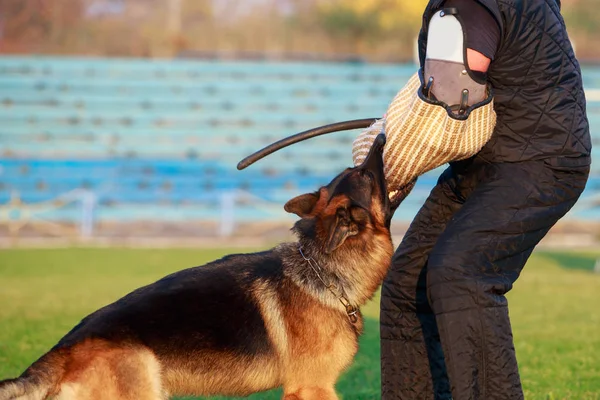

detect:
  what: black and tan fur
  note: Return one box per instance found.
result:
[0,135,405,400]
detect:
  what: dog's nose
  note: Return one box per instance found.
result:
[359,133,386,172]
[371,133,386,154]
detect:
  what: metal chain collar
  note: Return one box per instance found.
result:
[298,246,359,323]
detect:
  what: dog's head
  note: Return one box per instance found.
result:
[285,134,398,254]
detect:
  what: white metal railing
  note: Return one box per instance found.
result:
[0,189,96,238]
[0,185,596,240]
[0,189,291,239]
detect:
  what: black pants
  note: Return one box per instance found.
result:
[380,157,589,400]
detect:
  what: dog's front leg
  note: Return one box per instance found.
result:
[282,386,339,400]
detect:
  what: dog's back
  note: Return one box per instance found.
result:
[58,251,283,357]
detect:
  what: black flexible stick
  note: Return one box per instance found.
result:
[237,118,380,170]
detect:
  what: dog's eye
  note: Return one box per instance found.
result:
[350,207,369,224]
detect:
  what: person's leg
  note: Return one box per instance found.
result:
[426,160,589,399]
[381,163,476,400]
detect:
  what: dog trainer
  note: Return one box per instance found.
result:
[353,0,591,399]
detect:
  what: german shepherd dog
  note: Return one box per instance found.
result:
[0,135,407,400]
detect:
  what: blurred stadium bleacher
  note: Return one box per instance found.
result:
[0,56,598,238]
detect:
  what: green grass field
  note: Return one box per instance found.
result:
[1,248,599,399]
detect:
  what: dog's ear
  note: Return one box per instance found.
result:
[326,208,359,254]
[284,193,319,218]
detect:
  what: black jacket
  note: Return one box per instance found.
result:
[418,0,591,166]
